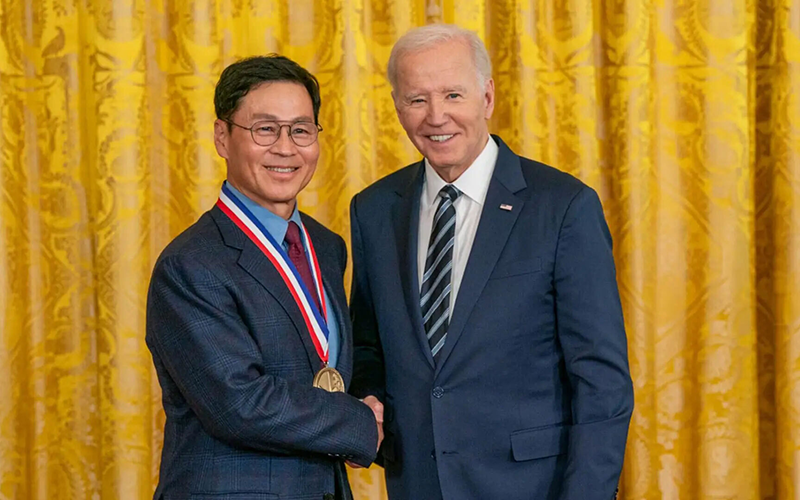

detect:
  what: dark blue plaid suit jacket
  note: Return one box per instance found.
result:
[146,206,377,500]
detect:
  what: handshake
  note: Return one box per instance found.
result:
[348,395,384,468]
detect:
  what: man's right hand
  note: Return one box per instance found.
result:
[362,395,384,451]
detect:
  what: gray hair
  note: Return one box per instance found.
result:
[387,24,492,91]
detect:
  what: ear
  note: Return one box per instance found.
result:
[392,90,402,116]
[214,119,231,160]
[483,78,495,120]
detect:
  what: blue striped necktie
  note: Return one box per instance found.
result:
[420,184,461,361]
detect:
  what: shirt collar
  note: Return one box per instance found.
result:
[422,135,499,207]
[224,181,303,245]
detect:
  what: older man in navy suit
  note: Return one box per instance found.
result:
[147,56,381,500]
[349,25,634,500]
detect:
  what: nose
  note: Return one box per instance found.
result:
[270,125,297,155]
[425,99,448,127]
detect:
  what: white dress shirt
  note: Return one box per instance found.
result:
[418,136,499,314]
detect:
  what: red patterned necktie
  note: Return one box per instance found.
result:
[284,221,322,312]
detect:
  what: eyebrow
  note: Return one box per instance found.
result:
[251,113,315,122]
[402,86,469,99]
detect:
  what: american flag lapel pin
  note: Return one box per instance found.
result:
[499,204,513,211]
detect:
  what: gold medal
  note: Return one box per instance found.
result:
[313,366,345,393]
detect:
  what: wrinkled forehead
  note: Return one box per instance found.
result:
[395,42,482,91]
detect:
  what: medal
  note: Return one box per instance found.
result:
[313,366,345,393]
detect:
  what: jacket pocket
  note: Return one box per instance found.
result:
[510,423,568,461]
[489,256,543,279]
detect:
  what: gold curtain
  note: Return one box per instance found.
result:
[1,0,798,499]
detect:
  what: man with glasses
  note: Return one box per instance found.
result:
[146,55,382,500]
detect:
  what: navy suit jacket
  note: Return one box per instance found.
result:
[349,136,634,500]
[146,206,377,500]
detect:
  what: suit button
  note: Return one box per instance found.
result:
[430,449,436,460]
[432,386,444,398]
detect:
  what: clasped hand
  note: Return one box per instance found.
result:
[347,395,383,468]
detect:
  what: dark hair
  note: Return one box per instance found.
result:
[214,55,321,126]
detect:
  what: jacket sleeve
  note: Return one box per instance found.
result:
[348,194,386,402]
[554,186,634,500]
[146,253,378,467]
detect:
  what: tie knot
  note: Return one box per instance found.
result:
[439,184,461,203]
[284,221,302,247]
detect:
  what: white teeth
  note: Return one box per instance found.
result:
[429,135,454,142]
[267,167,296,173]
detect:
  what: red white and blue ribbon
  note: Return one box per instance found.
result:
[216,183,330,363]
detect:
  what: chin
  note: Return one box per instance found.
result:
[271,193,301,204]
[256,187,295,201]
[428,155,460,169]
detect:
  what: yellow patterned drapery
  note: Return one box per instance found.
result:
[1,0,799,499]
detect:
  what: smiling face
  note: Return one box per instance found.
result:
[393,37,495,182]
[214,81,319,219]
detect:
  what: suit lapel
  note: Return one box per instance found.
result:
[435,137,528,375]
[211,207,322,373]
[391,163,436,369]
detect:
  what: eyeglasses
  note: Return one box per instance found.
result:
[225,119,323,147]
